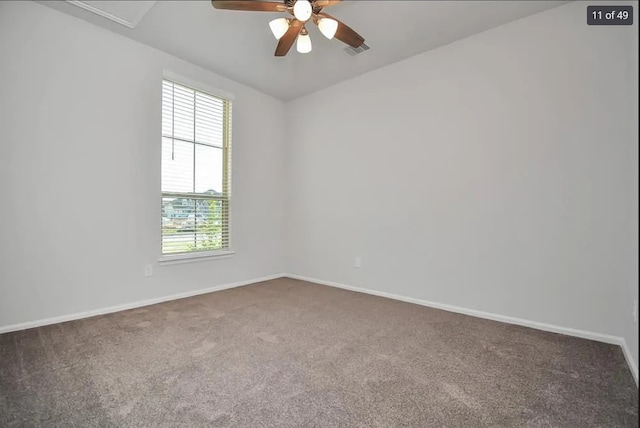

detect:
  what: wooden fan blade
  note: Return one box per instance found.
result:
[317,12,364,48]
[275,19,303,56]
[314,0,341,7]
[211,1,286,12]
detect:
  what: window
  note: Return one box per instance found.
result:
[161,79,231,258]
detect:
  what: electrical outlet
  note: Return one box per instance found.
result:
[633,299,638,324]
[354,257,362,268]
[144,264,153,277]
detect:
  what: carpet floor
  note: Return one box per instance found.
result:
[0,278,637,427]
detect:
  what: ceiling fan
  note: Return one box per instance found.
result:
[211,0,365,56]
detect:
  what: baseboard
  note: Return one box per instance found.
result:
[0,273,285,335]
[620,339,639,387]
[2,271,636,386]
[286,273,639,386]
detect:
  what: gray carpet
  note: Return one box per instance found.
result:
[0,278,637,427]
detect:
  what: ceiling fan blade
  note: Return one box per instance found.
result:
[314,0,341,7]
[211,1,287,12]
[317,12,364,48]
[275,19,303,56]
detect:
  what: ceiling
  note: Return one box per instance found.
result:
[40,0,567,100]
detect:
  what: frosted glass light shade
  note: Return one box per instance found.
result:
[293,0,312,22]
[297,33,312,53]
[318,18,338,40]
[269,18,289,40]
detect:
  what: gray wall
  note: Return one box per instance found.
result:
[0,0,637,381]
[285,1,638,376]
[0,1,287,326]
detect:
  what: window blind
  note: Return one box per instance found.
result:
[161,79,231,255]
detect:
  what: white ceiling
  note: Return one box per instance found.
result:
[64,1,157,28]
[41,0,567,100]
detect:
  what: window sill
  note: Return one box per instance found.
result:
[158,250,235,266]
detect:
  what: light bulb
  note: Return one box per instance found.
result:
[269,18,289,40]
[317,17,338,40]
[297,32,312,54]
[293,0,312,22]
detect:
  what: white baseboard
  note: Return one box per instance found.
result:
[286,273,639,386]
[1,271,636,387]
[0,273,285,335]
[620,339,639,387]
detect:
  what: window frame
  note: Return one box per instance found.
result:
[158,72,234,264]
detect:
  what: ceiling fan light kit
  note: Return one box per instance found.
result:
[296,27,312,53]
[317,17,338,39]
[212,0,365,57]
[293,0,312,22]
[269,17,290,39]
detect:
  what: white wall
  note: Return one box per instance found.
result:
[1,0,637,380]
[0,1,286,327]
[285,1,638,373]
[620,9,640,378]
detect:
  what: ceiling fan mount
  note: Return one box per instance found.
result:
[211,0,365,57]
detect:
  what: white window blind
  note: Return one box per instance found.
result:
[161,79,231,256]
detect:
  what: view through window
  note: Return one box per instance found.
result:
[161,79,231,256]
